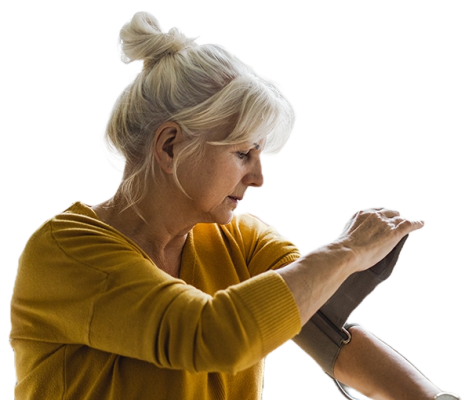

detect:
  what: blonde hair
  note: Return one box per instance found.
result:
[107,11,295,209]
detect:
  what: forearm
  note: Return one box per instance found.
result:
[334,325,440,400]
[276,242,355,324]
[277,209,424,326]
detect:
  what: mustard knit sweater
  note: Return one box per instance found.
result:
[10,202,302,400]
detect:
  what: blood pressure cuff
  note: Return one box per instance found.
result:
[293,235,409,377]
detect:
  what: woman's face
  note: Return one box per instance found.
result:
[178,140,264,225]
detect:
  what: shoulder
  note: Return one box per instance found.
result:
[222,213,275,239]
[21,202,150,274]
[226,214,296,251]
[192,213,276,247]
[201,214,301,274]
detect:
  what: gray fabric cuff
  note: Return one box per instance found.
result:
[293,316,357,377]
[319,235,409,327]
[293,235,409,377]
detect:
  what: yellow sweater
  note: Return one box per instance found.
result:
[11,202,302,400]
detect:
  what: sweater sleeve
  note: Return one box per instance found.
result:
[10,210,301,375]
[223,214,301,276]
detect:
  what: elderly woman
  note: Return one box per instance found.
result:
[10,12,459,400]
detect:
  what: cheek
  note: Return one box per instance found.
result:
[203,174,236,203]
[177,159,212,193]
[180,153,243,199]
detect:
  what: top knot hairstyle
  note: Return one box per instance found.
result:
[107,12,295,209]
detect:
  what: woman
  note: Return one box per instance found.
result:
[10,12,459,400]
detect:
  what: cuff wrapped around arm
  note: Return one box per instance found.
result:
[293,235,408,377]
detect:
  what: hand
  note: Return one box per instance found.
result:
[338,208,424,273]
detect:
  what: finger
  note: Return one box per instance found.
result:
[375,208,400,219]
[363,208,400,220]
[396,218,425,234]
[369,207,385,212]
[386,208,402,216]
[390,215,409,225]
[366,207,396,213]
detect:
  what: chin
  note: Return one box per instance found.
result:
[209,211,234,225]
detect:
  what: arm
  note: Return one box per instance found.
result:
[276,242,355,324]
[276,208,424,325]
[334,325,440,400]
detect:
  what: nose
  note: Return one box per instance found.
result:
[243,158,264,187]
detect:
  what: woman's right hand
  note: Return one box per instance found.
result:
[337,208,424,274]
[277,207,424,325]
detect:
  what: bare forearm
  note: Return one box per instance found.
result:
[276,243,354,324]
[334,326,440,400]
[277,209,424,325]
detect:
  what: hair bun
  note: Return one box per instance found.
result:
[119,12,195,66]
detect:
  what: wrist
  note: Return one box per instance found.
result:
[277,241,357,324]
[331,238,359,274]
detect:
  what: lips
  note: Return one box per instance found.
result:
[227,196,242,206]
[228,196,242,201]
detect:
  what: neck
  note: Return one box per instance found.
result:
[92,185,196,277]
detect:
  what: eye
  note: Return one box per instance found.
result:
[236,151,250,160]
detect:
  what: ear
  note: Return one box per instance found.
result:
[153,122,183,174]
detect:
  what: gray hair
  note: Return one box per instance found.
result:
[107,11,295,209]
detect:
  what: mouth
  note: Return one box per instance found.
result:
[228,196,242,204]
[228,196,244,201]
